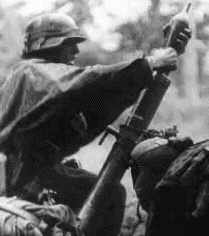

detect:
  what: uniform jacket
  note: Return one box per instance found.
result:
[0,57,153,190]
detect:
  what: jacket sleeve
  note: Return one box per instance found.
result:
[69,58,153,142]
[18,58,153,142]
[0,58,153,149]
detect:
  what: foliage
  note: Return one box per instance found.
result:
[0,4,24,85]
[54,0,92,25]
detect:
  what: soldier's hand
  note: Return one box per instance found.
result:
[130,136,193,211]
[163,22,192,55]
[146,47,178,71]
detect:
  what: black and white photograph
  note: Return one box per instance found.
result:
[0,0,208,235]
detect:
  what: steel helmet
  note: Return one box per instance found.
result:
[24,13,86,54]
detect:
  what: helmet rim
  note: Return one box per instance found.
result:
[24,13,86,55]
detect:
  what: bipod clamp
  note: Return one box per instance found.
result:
[99,125,119,145]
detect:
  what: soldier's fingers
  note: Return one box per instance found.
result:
[175,39,187,54]
[176,38,187,47]
[163,48,178,60]
[192,181,209,218]
[184,28,192,38]
[166,47,178,55]
[168,52,178,59]
[177,32,190,42]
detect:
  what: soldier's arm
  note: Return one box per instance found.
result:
[0,58,153,151]
[77,58,153,140]
[0,50,173,147]
[57,48,177,141]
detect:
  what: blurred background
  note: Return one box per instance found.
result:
[0,0,209,234]
[1,0,209,139]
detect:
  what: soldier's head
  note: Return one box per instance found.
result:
[23,13,86,64]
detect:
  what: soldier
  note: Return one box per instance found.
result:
[142,138,209,236]
[130,136,193,212]
[0,13,190,235]
[131,132,209,236]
